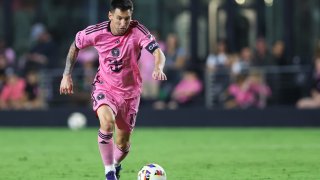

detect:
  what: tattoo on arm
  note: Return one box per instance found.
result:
[63,41,79,75]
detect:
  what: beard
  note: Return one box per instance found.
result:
[117,28,127,35]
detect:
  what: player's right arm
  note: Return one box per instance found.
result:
[59,24,97,95]
[59,41,79,95]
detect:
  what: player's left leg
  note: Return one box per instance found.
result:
[115,127,131,164]
[114,96,140,179]
[114,127,131,179]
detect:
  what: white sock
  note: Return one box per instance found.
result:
[105,165,116,174]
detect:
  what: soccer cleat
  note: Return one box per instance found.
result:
[115,164,122,179]
[105,171,117,180]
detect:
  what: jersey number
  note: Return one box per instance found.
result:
[107,58,123,72]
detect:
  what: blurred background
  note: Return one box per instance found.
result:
[1,0,320,126]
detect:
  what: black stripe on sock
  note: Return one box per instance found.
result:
[99,131,113,140]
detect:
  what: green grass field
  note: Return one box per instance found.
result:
[0,128,319,180]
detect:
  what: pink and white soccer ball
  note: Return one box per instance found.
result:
[137,163,166,180]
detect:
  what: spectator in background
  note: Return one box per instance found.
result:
[225,73,252,109]
[0,68,26,110]
[69,47,98,106]
[225,69,271,109]
[77,47,98,92]
[139,31,165,103]
[164,33,188,79]
[231,47,252,76]
[252,37,274,66]
[0,38,16,66]
[23,70,46,109]
[206,41,231,108]
[206,40,229,72]
[246,69,272,108]
[296,57,320,109]
[272,40,287,66]
[0,55,9,92]
[19,23,57,73]
[168,69,203,109]
[153,33,187,109]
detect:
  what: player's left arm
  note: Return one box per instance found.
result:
[135,21,167,80]
[152,48,167,81]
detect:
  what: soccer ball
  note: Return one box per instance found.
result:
[67,112,87,130]
[137,163,166,180]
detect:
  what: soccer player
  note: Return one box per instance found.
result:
[59,0,167,179]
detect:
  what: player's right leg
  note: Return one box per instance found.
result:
[97,105,117,180]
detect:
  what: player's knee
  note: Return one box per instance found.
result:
[99,113,115,132]
[97,106,115,131]
[116,137,130,150]
[116,141,130,152]
[100,119,115,132]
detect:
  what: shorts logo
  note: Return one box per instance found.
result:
[97,94,105,100]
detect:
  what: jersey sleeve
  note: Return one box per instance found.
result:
[75,27,95,49]
[136,24,160,54]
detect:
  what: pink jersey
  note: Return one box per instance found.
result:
[75,20,159,99]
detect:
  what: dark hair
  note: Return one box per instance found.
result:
[110,0,133,12]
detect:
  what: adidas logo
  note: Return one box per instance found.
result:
[100,141,108,144]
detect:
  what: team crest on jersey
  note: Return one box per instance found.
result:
[111,48,120,57]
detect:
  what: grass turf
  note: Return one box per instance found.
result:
[0,128,319,180]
